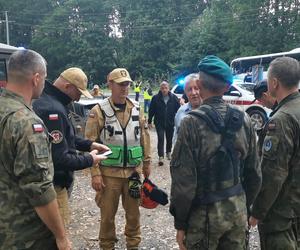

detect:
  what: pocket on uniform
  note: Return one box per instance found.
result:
[95,191,103,208]
[27,133,49,161]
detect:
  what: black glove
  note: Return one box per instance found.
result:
[128,172,141,199]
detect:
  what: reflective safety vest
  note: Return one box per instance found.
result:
[99,98,143,167]
[134,84,141,93]
[143,89,152,100]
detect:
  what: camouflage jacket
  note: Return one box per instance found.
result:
[252,92,300,224]
[0,89,56,249]
[170,96,261,230]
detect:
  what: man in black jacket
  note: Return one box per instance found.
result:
[148,81,180,166]
[33,67,109,225]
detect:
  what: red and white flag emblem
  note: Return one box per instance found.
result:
[33,124,44,132]
[49,114,59,120]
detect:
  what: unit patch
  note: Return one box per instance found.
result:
[89,113,95,118]
[263,139,272,152]
[50,130,63,144]
[32,124,44,133]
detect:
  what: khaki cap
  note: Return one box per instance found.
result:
[108,68,133,83]
[60,67,93,99]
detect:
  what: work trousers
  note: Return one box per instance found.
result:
[156,124,174,157]
[54,186,70,225]
[144,100,151,113]
[258,217,298,250]
[135,92,140,102]
[96,176,141,250]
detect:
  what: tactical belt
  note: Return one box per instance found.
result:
[193,183,244,206]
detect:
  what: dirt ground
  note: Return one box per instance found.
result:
[68,129,260,250]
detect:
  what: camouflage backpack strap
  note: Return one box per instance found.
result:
[189,104,245,205]
[223,105,244,185]
[189,104,225,134]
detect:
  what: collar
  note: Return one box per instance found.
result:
[108,97,134,111]
[202,96,224,105]
[1,89,32,110]
[158,91,171,99]
[271,92,300,116]
[44,81,72,105]
[184,102,192,112]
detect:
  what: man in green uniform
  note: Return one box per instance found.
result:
[170,55,262,250]
[249,57,300,250]
[0,50,71,250]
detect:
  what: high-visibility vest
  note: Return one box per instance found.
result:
[144,90,152,100]
[134,84,141,93]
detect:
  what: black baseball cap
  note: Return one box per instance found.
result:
[252,80,268,103]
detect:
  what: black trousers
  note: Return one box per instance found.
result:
[156,124,174,157]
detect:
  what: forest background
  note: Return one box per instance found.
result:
[0,0,299,87]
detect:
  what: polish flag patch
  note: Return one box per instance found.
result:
[49,114,59,120]
[32,124,44,132]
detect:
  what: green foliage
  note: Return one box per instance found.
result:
[1,0,300,86]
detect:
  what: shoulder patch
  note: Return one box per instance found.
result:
[49,130,63,144]
[263,139,272,152]
[89,113,95,118]
[32,124,44,133]
[49,114,59,120]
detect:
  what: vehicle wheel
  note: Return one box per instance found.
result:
[247,109,267,130]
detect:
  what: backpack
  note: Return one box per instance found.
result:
[189,104,245,205]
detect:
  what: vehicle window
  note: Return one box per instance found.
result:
[0,59,7,88]
[224,86,238,96]
[237,83,255,92]
[174,85,184,94]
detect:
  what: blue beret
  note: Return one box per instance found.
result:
[198,55,233,85]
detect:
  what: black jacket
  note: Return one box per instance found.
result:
[33,81,93,188]
[148,91,180,128]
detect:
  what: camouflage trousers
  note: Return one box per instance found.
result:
[55,186,70,225]
[258,215,298,250]
[95,176,141,250]
[185,197,248,250]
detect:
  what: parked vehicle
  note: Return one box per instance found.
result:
[171,82,271,130]
[0,43,19,90]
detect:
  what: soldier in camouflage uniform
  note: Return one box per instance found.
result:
[0,50,71,250]
[170,55,262,250]
[249,57,300,250]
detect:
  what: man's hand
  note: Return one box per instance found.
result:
[249,216,258,227]
[92,175,105,192]
[148,123,153,129]
[176,230,187,250]
[89,149,107,165]
[56,236,72,250]
[90,142,110,154]
[142,165,151,178]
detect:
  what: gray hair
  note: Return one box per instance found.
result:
[8,49,46,83]
[199,71,227,92]
[184,73,199,92]
[160,81,169,87]
[269,57,300,89]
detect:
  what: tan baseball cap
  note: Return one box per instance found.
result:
[60,67,93,99]
[108,68,133,83]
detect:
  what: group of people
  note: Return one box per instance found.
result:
[1,48,300,250]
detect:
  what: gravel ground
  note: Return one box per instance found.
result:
[68,129,260,249]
